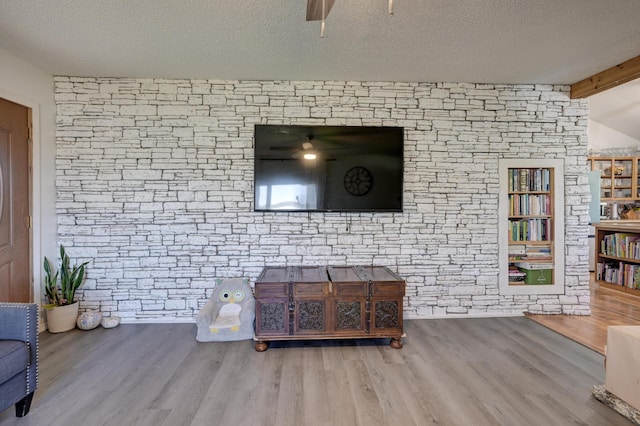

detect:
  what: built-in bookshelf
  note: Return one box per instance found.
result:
[595,223,640,295]
[499,159,565,295]
[588,157,636,201]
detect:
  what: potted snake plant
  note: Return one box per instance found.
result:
[43,245,89,333]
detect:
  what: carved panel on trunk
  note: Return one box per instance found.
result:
[260,302,285,331]
[298,301,324,330]
[336,301,361,329]
[375,301,399,328]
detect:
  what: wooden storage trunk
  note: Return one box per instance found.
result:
[254,265,405,351]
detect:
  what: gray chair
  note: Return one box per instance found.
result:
[0,303,38,417]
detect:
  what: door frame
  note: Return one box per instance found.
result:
[0,89,42,306]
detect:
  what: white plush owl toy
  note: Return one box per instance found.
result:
[210,287,246,332]
[196,278,255,342]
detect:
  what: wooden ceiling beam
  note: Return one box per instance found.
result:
[571,54,640,98]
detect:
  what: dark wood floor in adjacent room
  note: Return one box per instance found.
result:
[526,278,640,355]
[0,316,631,425]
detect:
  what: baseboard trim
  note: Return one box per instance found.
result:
[405,312,525,320]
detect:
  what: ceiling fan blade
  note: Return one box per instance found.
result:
[306,0,336,21]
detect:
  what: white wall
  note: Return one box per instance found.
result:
[54,77,591,321]
[588,119,640,153]
[0,48,57,304]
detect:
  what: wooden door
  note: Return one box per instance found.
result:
[0,98,31,302]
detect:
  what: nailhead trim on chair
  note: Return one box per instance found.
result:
[0,303,39,393]
[27,305,39,393]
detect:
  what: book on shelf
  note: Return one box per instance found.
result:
[624,264,640,289]
[520,170,527,192]
[525,246,552,260]
[508,218,551,242]
[601,233,640,259]
[508,266,526,282]
[596,260,640,288]
[508,244,526,261]
[509,168,551,192]
[513,262,554,270]
[508,194,551,216]
[508,244,552,261]
[603,261,623,285]
[508,245,526,254]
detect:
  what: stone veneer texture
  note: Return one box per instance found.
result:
[53,77,591,321]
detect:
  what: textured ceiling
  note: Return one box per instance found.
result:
[1,1,640,140]
[1,0,639,84]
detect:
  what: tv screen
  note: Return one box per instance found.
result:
[254,125,403,212]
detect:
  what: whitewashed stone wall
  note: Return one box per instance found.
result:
[53,77,590,321]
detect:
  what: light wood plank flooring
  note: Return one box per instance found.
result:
[527,279,640,355]
[0,317,630,425]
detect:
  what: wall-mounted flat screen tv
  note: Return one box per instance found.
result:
[254,125,403,212]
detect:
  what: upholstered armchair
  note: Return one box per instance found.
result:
[0,303,39,417]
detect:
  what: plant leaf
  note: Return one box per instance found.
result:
[44,245,89,306]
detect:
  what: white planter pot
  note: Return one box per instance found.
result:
[46,302,79,333]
